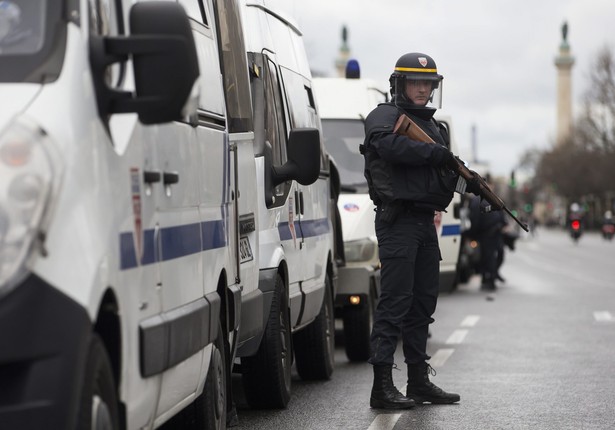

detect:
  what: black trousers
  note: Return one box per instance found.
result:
[369,209,440,366]
[479,232,503,282]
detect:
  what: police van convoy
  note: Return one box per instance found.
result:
[312,63,462,359]
[0,1,337,429]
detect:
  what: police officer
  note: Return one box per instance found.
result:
[469,185,507,290]
[362,52,479,409]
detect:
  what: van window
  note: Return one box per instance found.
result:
[177,0,207,26]
[89,0,123,88]
[279,67,315,129]
[280,67,328,170]
[265,59,291,204]
[321,119,367,190]
[214,0,253,132]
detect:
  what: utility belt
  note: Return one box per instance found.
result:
[376,200,435,224]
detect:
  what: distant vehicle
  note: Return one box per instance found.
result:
[313,69,386,361]
[602,211,614,241]
[569,217,583,242]
[568,203,584,243]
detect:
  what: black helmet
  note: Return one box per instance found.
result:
[389,52,443,108]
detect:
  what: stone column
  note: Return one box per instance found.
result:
[554,21,575,144]
[335,26,351,77]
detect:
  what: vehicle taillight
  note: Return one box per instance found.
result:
[571,220,581,230]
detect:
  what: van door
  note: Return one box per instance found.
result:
[279,67,331,323]
[149,0,209,415]
[88,0,169,425]
[261,55,307,326]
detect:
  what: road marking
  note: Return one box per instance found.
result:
[368,413,401,430]
[461,315,480,327]
[594,311,613,322]
[430,348,455,367]
[446,329,468,345]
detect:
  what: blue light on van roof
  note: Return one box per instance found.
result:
[346,59,360,79]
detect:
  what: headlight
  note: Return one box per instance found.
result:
[0,117,61,297]
[344,238,378,263]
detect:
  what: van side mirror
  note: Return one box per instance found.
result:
[272,128,321,186]
[90,2,199,124]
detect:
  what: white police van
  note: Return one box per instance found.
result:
[235,0,338,409]
[313,65,462,360]
[0,0,325,428]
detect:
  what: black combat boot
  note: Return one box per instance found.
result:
[406,362,460,404]
[370,365,415,409]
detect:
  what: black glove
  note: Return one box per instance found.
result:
[433,145,457,169]
[465,171,482,196]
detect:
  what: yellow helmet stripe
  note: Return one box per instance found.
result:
[395,67,437,73]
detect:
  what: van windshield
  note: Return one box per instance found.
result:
[0,0,65,83]
[0,1,46,55]
[321,119,368,191]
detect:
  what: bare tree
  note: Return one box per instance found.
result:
[536,46,615,206]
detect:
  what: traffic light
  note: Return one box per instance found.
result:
[524,203,533,213]
[509,170,516,188]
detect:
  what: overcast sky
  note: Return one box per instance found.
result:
[273,0,615,177]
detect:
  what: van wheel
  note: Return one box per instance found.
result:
[195,324,226,429]
[342,290,374,362]
[78,334,120,430]
[242,273,292,408]
[294,275,335,380]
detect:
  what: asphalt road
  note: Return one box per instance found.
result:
[232,228,615,430]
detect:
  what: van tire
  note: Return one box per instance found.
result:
[78,334,120,430]
[195,324,226,429]
[293,275,335,380]
[342,291,374,362]
[242,274,292,408]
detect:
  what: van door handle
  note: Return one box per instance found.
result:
[299,191,304,215]
[163,171,179,185]
[294,190,300,216]
[143,170,161,184]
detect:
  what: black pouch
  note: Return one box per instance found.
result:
[379,202,403,224]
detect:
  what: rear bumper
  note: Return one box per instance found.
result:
[0,274,91,430]
[439,269,457,293]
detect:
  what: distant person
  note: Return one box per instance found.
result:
[602,210,615,240]
[495,224,517,282]
[361,52,479,409]
[468,178,507,290]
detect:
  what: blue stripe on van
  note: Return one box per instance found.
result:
[120,220,226,270]
[278,218,330,241]
[441,224,461,236]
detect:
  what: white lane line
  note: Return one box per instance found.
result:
[367,413,401,430]
[594,311,613,322]
[430,348,455,367]
[461,315,480,327]
[445,329,468,345]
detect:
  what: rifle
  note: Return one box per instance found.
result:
[394,114,529,232]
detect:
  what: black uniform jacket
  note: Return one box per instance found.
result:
[362,102,457,211]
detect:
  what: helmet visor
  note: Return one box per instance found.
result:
[404,76,443,109]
